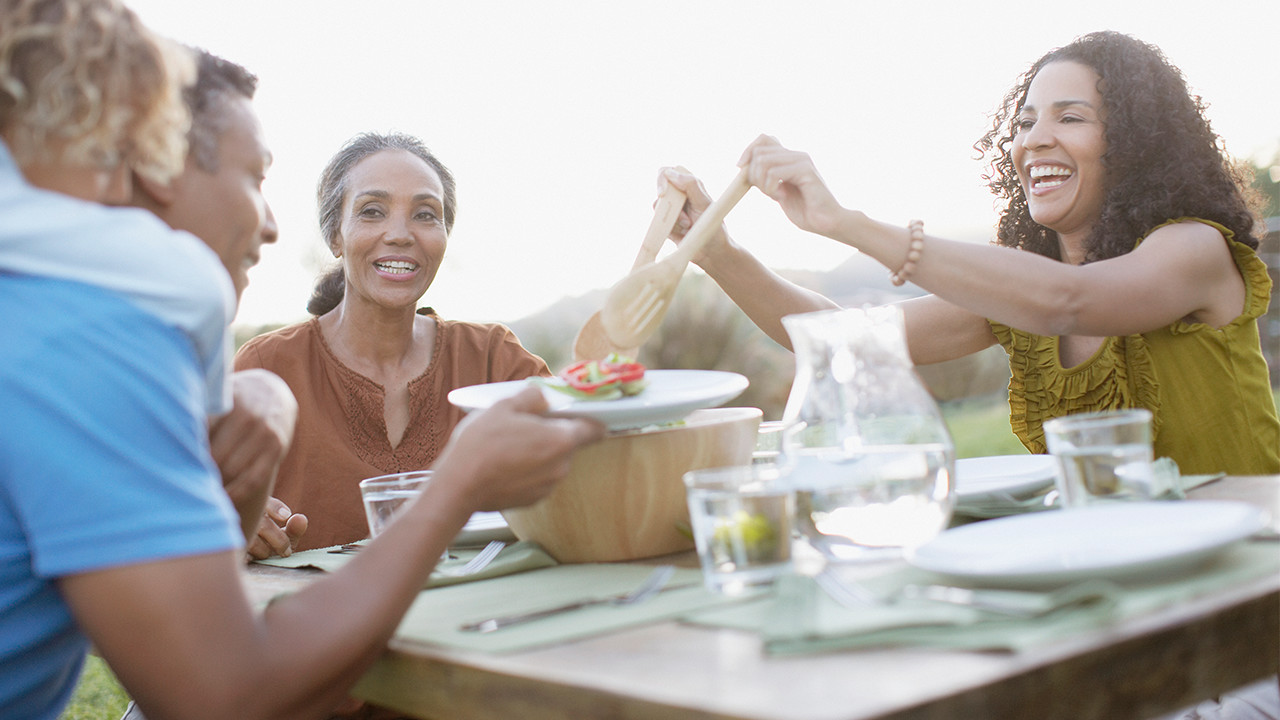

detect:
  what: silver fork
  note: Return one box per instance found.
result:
[894,581,1118,618]
[460,564,681,633]
[438,540,505,578]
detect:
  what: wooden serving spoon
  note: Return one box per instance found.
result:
[571,186,687,362]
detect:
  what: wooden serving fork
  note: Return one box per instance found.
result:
[571,185,687,362]
[599,166,751,349]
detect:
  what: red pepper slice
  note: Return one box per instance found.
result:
[558,357,645,394]
[598,360,644,384]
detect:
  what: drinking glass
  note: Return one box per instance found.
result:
[359,470,431,536]
[684,465,794,595]
[1044,409,1155,507]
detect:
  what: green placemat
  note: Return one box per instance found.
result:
[254,540,557,588]
[392,564,743,654]
[682,540,1279,656]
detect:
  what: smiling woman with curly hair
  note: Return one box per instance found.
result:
[657,30,1279,477]
[978,31,1262,263]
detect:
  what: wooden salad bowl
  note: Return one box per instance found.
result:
[502,406,762,562]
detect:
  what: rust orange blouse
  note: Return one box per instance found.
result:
[234,312,549,550]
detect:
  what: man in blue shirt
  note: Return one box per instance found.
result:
[0,262,245,720]
[0,45,302,556]
[123,48,305,559]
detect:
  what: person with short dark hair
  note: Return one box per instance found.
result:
[124,47,307,558]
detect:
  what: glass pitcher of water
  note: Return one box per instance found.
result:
[778,306,955,563]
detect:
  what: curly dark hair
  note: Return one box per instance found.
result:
[976,31,1261,262]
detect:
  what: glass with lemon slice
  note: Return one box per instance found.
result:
[684,465,794,595]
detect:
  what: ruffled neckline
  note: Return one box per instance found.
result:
[988,216,1266,453]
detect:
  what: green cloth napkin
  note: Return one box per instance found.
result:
[682,540,1279,656]
[390,564,743,654]
[254,540,557,588]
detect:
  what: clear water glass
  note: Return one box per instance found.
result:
[752,420,788,465]
[684,464,794,595]
[359,470,448,560]
[1044,409,1155,507]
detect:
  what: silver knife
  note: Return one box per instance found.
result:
[460,580,699,633]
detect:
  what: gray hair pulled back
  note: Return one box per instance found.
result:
[306,131,456,316]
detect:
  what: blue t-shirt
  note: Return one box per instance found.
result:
[0,139,235,416]
[0,273,241,720]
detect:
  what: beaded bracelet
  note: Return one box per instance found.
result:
[889,220,925,287]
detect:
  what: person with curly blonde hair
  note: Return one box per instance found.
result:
[0,2,604,718]
[661,31,1278,477]
[0,0,236,415]
[0,0,190,191]
[2,0,299,562]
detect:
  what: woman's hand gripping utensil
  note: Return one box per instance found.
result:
[599,166,751,349]
[571,186,687,362]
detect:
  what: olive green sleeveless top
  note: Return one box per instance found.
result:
[989,218,1280,475]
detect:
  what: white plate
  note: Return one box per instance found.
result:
[447,370,749,430]
[452,511,515,547]
[954,455,1058,502]
[906,501,1269,587]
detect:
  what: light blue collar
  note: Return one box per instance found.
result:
[0,138,22,188]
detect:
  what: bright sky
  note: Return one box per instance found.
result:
[125,0,1280,330]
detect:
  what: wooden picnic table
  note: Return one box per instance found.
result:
[243,475,1279,720]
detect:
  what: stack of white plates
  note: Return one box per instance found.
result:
[953,455,1059,517]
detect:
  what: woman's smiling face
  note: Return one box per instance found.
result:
[1012,60,1108,250]
[335,148,448,311]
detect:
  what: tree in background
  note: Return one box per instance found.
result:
[1253,149,1280,219]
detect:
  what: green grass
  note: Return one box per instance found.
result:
[58,655,129,720]
[940,393,1027,458]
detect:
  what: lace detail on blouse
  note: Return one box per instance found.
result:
[312,316,446,472]
[991,327,1161,453]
